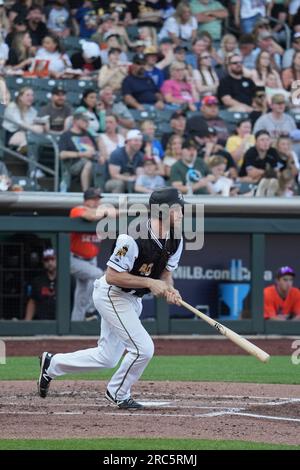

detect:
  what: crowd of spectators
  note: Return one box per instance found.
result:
[1,1,300,196]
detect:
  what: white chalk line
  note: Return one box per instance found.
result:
[2,394,300,403]
[1,396,299,409]
[1,394,299,423]
[1,409,300,423]
[3,392,297,401]
[0,396,299,413]
[0,401,246,411]
[263,399,300,406]
[229,412,300,423]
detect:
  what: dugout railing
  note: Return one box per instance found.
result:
[0,193,300,336]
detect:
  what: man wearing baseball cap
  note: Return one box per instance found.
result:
[70,188,117,321]
[105,129,145,193]
[264,266,300,320]
[59,111,101,191]
[38,187,183,408]
[121,54,164,110]
[38,85,72,134]
[170,138,213,195]
[186,95,229,146]
[25,249,57,320]
[253,94,297,141]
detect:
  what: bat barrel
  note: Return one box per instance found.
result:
[179,299,270,363]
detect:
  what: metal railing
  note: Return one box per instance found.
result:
[0,192,300,214]
[224,15,291,50]
[0,114,60,191]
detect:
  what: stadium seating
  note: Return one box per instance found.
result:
[130,108,158,122]
[63,36,82,53]
[218,110,250,132]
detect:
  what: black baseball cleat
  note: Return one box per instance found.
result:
[37,352,53,398]
[105,389,143,409]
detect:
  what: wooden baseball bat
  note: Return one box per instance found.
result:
[179,299,270,363]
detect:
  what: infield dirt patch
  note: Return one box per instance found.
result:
[0,381,299,446]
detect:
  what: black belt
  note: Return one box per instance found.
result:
[120,287,147,298]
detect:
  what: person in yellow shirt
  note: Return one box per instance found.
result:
[226,119,255,168]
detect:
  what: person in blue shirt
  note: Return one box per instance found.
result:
[75,1,98,39]
[144,46,165,89]
[122,54,165,110]
[140,119,164,159]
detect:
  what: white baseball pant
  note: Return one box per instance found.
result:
[70,254,103,321]
[47,275,154,401]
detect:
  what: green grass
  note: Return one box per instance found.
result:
[0,438,298,450]
[0,355,299,384]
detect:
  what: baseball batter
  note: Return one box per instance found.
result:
[38,188,184,409]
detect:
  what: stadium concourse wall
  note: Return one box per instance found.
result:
[0,193,300,336]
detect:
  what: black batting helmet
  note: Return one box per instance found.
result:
[149,188,185,209]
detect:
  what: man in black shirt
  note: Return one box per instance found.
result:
[59,111,100,191]
[218,53,256,112]
[25,249,56,320]
[239,130,280,196]
[239,130,280,179]
[26,6,49,47]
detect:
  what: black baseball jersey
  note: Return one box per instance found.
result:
[107,220,183,297]
[28,273,56,320]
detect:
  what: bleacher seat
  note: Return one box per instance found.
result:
[218,110,249,124]
[34,90,52,107]
[10,176,39,191]
[64,79,97,92]
[130,108,157,122]
[186,110,200,119]
[33,78,62,91]
[66,91,83,107]
[26,132,57,181]
[5,76,34,91]
[63,36,82,53]
[157,121,172,135]
[156,109,174,123]
[0,103,6,159]
[218,110,249,132]
[126,25,139,41]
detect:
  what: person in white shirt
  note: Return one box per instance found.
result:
[35,34,71,78]
[253,94,297,141]
[3,86,44,149]
[235,0,273,34]
[158,2,198,45]
[98,114,125,161]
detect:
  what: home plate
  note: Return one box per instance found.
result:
[140,401,172,407]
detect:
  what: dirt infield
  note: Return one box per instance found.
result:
[0,381,299,445]
[5,338,294,357]
[2,338,299,446]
